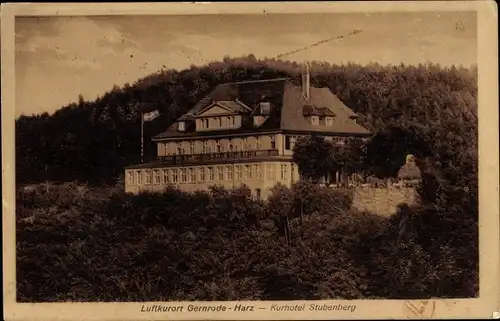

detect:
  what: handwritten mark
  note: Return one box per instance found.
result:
[404,300,435,319]
[274,29,363,60]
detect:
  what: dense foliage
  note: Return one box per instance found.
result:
[16,56,478,300]
[14,182,415,301]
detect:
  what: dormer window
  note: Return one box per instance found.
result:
[217,118,222,128]
[178,121,185,131]
[325,116,333,126]
[259,102,271,115]
[311,116,319,125]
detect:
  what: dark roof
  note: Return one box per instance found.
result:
[302,105,336,117]
[318,107,335,116]
[154,78,370,140]
[280,83,370,135]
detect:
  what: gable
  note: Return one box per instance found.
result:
[197,104,234,117]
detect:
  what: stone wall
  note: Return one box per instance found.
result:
[350,185,419,216]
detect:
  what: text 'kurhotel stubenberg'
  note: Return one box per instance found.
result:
[140,303,357,313]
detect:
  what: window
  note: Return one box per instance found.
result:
[164,170,170,183]
[229,141,234,152]
[137,171,142,185]
[172,169,178,183]
[255,164,263,179]
[285,136,297,151]
[311,116,319,125]
[199,167,205,182]
[235,165,242,180]
[230,116,235,126]
[226,165,233,180]
[266,164,276,180]
[253,164,259,179]
[202,119,209,128]
[145,170,152,185]
[177,145,183,155]
[255,188,261,198]
[281,164,288,180]
[188,168,195,182]
[214,166,222,181]
[181,169,187,183]
[270,136,276,149]
[245,165,252,180]
[250,139,255,151]
[291,164,298,180]
[154,170,160,184]
[208,167,215,181]
[216,140,221,153]
[243,138,248,151]
[226,117,231,127]
[256,137,261,150]
[217,118,222,127]
[203,141,208,153]
[178,121,185,131]
[189,142,194,154]
[326,116,333,126]
[127,172,134,185]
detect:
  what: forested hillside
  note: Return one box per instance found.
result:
[16,56,479,300]
[15,56,477,185]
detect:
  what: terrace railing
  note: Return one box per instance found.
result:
[156,149,280,165]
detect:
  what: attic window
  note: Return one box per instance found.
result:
[325,116,333,126]
[178,121,185,131]
[259,102,271,115]
[311,116,319,125]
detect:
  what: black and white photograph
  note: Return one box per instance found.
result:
[2,2,499,320]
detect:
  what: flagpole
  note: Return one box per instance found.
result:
[141,112,144,164]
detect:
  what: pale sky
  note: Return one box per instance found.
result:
[15,12,477,117]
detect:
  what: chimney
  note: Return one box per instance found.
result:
[301,63,310,100]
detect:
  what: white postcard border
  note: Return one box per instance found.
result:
[2,2,499,320]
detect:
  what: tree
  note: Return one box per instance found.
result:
[365,125,433,178]
[292,135,335,182]
[331,138,367,176]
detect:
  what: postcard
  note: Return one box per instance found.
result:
[2,1,499,320]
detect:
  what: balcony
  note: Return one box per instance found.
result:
[156,149,280,165]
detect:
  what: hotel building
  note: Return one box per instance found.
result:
[124,66,371,199]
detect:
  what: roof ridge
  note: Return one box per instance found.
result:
[222,77,290,86]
